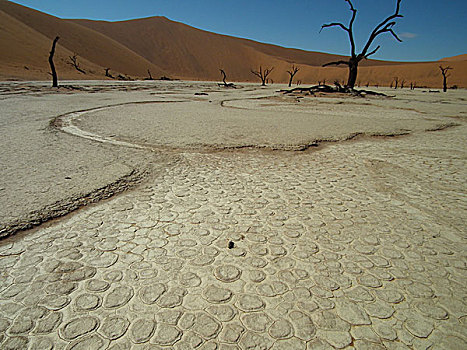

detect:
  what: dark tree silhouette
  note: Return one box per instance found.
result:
[218,69,235,88]
[220,69,228,85]
[393,77,399,89]
[147,69,153,80]
[67,53,86,74]
[286,65,300,87]
[105,68,114,79]
[439,66,453,92]
[49,36,60,87]
[251,66,274,86]
[321,0,403,89]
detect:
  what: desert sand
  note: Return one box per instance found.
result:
[0,80,466,349]
[1,0,466,87]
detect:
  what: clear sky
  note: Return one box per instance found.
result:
[8,0,467,62]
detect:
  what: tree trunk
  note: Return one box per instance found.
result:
[49,36,59,88]
[105,68,113,79]
[443,76,447,92]
[346,59,358,89]
[220,69,227,85]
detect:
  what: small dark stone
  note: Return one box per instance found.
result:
[228,242,235,249]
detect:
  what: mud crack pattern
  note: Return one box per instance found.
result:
[0,123,466,349]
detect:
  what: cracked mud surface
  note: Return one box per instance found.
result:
[0,81,466,349]
[71,92,455,151]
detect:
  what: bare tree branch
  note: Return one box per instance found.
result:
[250,68,262,79]
[220,69,227,85]
[320,22,349,33]
[361,0,403,56]
[67,53,86,74]
[439,66,453,76]
[439,66,453,92]
[286,65,299,76]
[251,66,274,86]
[321,0,404,89]
[345,0,357,57]
[364,45,381,59]
[373,23,403,42]
[218,69,235,87]
[321,0,357,57]
[388,29,403,42]
[322,60,350,67]
[286,65,300,87]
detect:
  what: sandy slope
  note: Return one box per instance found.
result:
[440,54,467,62]
[0,0,166,80]
[0,10,109,80]
[0,0,466,87]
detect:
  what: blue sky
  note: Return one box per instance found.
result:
[8,0,467,62]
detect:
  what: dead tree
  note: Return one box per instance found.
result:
[67,53,86,74]
[147,69,153,80]
[400,79,405,89]
[333,80,347,92]
[49,36,60,87]
[105,68,114,79]
[218,69,235,87]
[220,69,227,85]
[393,77,399,89]
[280,84,388,97]
[286,65,300,87]
[251,66,274,86]
[321,0,403,89]
[439,66,453,92]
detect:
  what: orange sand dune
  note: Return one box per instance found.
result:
[440,54,467,62]
[71,16,407,81]
[0,10,107,80]
[0,0,465,87]
[0,0,166,80]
